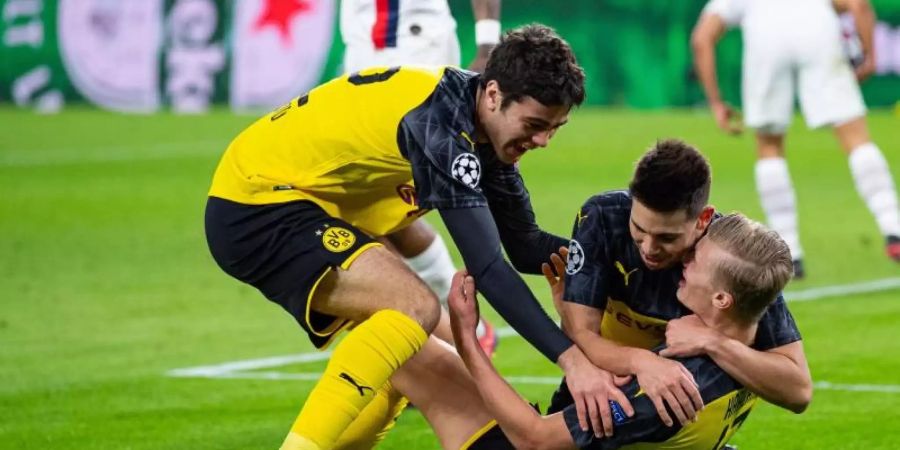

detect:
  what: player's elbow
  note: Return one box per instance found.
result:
[790,382,813,414]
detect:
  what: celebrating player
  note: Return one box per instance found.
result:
[205,24,609,450]
[551,140,811,437]
[340,0,503,355]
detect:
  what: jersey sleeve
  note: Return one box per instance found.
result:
[398,70,488,210]
[752,295,802,350]
[701,0,745,27]
[563,200,611,309]
[481,156,568,274]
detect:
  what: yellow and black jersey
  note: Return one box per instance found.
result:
[559,353,758,450]
[562,190,801,350]
[209,66,509,237]
[209,65,575,361]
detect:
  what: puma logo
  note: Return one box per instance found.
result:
[614,261,638,286]
[576,209,589,227]
[339,372,375,397]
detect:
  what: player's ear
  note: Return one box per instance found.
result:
[712,291,733,311]
[484,80,501,111]
[696,206,715,232]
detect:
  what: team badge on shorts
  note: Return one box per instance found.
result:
[451,153,481,189]
[321,226,357,253]
[566,240,585,275]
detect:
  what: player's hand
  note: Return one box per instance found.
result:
[711,100,742,135]
[541,246,569,315]
[633,354,704,427]
[447,270,480,347]
[467,44,495,73]
[659,315,720,359]
[559,346,635,438]
[855,56,876,82]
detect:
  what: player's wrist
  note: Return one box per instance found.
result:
[475,19,501,46]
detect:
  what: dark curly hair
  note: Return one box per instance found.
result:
[629,139,711,216]
[482,24,585,109]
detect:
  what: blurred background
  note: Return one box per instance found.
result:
[2,1,899,449]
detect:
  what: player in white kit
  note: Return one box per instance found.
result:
[691,0,900,277]
[340,0,502,352]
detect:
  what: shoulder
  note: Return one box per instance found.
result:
[577,190,632,230]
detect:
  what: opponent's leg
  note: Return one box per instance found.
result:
[834,117,900,261]
[754,133,805,277]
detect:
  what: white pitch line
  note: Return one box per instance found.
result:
[785,277,900,302]
[167,276,900,385]
[169,368,900,394]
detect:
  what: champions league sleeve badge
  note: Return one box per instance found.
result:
[566,240,585,275]
[451,153,481,189]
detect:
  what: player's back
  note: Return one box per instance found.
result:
[208,66,446,235]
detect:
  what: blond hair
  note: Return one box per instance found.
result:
[706,214,793,324]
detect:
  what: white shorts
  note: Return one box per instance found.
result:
[742,29,866,133]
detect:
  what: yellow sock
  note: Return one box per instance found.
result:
[281,309,427,450]
[333,380,408,450]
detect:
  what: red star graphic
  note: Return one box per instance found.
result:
[254,0,312,45]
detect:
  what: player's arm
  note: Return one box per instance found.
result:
[661,314,812,413]
[441,206,625,437]
[834,0,877,80]
[484,166,568,274]
[690,11,740,134]
[468,0,501,73]
[561,301,704,428]
[448,272,577,450]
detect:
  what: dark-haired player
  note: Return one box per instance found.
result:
[551,140,811,436]
[205,24,610,450]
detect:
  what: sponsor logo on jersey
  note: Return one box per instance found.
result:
[451,153,481,189]
[566,240,585,275]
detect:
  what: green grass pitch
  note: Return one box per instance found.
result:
[1,106,899,449]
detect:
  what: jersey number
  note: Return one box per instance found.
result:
[348,67,400,85]
[270,67,399,121]
[711,409,751,450]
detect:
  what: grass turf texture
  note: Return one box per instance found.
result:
[1,107,899,449]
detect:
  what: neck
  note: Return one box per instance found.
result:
[473,87,490,143]
[705,312,757,346]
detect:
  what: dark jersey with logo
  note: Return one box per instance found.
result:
[563,190,801,350]
[560,351,758,450]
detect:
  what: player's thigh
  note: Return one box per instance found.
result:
[310,244,440,331]
[383,219,437,258]
[797,52,866,130]
[205,197,385,348]
[742,50,794,132]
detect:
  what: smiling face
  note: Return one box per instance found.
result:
[629,199,710,270]
[477,80,570,165]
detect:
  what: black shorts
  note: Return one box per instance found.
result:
[205,197,380,349]
[462,421,515,450]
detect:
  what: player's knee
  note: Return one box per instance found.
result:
[399,288,441,334]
